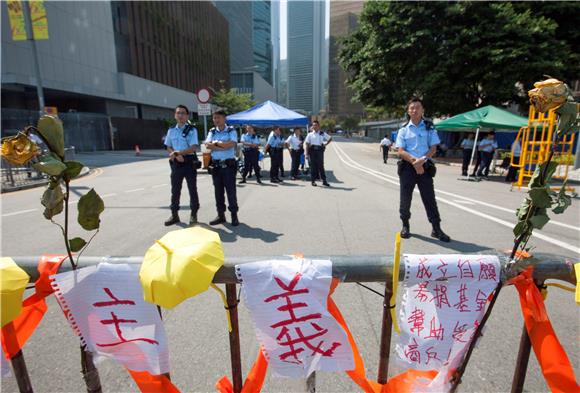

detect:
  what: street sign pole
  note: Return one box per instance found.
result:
[203,115,208,139]
[23,1,45,114]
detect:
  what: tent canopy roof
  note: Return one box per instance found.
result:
[226,100,309,127]
[434,105,528,131]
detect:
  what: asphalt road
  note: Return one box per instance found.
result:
[1,138,578,392]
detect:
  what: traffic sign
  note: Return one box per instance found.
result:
[196,88,211,103]
[197,103,212,116]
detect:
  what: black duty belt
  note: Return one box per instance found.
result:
[310,145,323,151]
[270,147,283,151]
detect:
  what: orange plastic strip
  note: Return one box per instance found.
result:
[128,370,181,393]
[511,271,580,393]
[216,350,268,393]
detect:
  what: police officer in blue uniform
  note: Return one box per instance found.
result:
[266,126,285,183]
[163,105,200,226]
[396,97,450,242]
[239,125,262,184]
[205,109,239,226]
[304,120,331,186]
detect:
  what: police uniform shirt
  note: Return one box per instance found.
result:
[241,133,260,149]
[511,140,521,157]
[205,126,238,160]
[380,137,392,147]
[304,131,330,146]
[479,139,498,153]
[267,133,284,148]
[164,123,199,153]
[460,138,475,150]
[395,120,441,158]
[286,134,302,150]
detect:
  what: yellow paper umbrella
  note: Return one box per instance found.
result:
[1,257,30,327]
[139,227,225,309]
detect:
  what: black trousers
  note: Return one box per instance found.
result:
[170,158,199,213]
[310,148,326,182]
[290,149,302,177]
[506,155,520,181]
[211,164,238,214]
[382,146,390,163]
[242,149,260,179]
[462,149,473,174]
[399,161,441,224]
[270,148,283,180]
[477,151,493,176]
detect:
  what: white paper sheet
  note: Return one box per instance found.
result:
[237,258,354,378]
[50,263,170,374]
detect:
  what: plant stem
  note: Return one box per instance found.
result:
[63,180,76,269]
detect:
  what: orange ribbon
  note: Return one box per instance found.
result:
[1,255,66,359]
[215,350,268,393]
[128,370,181,393]
[510,270,580,393]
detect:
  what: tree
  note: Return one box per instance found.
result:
[211,81,256,115]
[341,116,360,131]
[339,2,579,117]
[320,118,336,132]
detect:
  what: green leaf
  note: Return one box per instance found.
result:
[77,189,104,231]
[37,116,65,159]
[513,220,529,237]
[516,198,531,220]
[41,185,64,219]
[68,237,87,252]
[64,161,84,179]
[528,161,558,188]
[32,154,66,176]
[529,187,552,208]
[555,101,579,137]
[552,182,572,214]
[529,211,550,229]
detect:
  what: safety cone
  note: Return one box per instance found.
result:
[135,145,141,156]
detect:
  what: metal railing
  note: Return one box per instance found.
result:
[8,252,578,393]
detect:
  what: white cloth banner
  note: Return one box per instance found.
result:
[396,254,500,390]
[50,263,170,374]
[237,258,354,378]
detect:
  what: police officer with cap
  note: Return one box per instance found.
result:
[164,104,200,226]
[239,125,262,184]
[205,109,239,226]
[396,97,450,242]
[304,120,331,186]
[266,126,285,183]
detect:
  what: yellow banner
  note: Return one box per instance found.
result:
[29,1,49,40]
[7,0,27,41]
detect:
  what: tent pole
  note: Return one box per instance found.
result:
[466,127,480,180]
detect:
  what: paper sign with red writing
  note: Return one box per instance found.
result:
[237,258,354,378]
[395,255,499,389]
[50,263,170,375]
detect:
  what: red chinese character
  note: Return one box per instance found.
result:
[404,338,421,363]
[430,284,450,309]
[264,273,341,364]
[454,283,471,312]
[93,288,136,307]
[425,346,441,366]
[407,307,425,336]
[416,257,432,280]
[425,317,444,341]
[478,262,497,281]
[475,289,489,311]
[437,259,457,280]
[457,259,474,279]
[452,321,469,343]
[96,312,159,347]
[413,282,430,302]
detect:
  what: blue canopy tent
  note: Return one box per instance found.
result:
[226,100,309,127]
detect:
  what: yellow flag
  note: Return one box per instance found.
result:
[7,0,27,41]
[29,1,49,40]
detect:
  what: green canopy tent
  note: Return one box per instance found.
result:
[434,105,528,180]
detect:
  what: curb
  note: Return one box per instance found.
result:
[1,166,93,193]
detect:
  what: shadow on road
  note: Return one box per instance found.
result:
[197,222,283,243]
[411,234,493,253]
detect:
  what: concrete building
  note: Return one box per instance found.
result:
[215,1,275,102]
[271,0,280,102]
[287,0,326,115]
[1,1,229,119]
[328,1,364,116]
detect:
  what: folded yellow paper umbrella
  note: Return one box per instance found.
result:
[140,227,225,309]
[1,257,30,327]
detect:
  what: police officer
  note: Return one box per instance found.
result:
[164,105,200,226]
[304,120,331,186]
[239,125,262,184]
[266,126,285,183]
[380,134,392,164]
[285,127,303,180]
[396,97,450,242]
[205,109,239,226]
[460,133,475,176]
[476,132,498,178]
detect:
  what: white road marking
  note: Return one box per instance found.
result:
[2,208,38,217]
[332,144,580,255]
[100,193,117,198]
[152,184,168,188]
[453,200,476,205]
[125,188,145,193]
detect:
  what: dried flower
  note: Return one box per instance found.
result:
[528,78,569,113]
[1,132,40,165]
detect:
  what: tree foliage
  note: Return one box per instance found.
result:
[211,81,256,115]
[339,2,580,116]
[341,116,360,131]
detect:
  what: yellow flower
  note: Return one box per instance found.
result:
[528,78,569,113]
[1,132,40,165]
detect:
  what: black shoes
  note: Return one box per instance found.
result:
[231,212,239,226]
[431,223,451,242]
[239,178,247,184]
[322,181,330,187]
[164,213,180,226]
[209,213,226,226]
[189,212,198,226]
[400,220,411,239]
[311,181,317,186]
[257,178,262,184]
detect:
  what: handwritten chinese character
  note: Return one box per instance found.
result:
[404,338,421,363]
[425,346,441,366]
[452,321,469,343]
[457,259,474,279]
[454,283,471,312]
[96,312,159,347]
[413,281,430,302]
[416,257,432,280]
[475,289,489,312]
[437,259,457,280]
[93,288,136,307]
[478,262,497,281]
[430,284,451,309]
[425,317,445,341]
[407,307,425,337]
